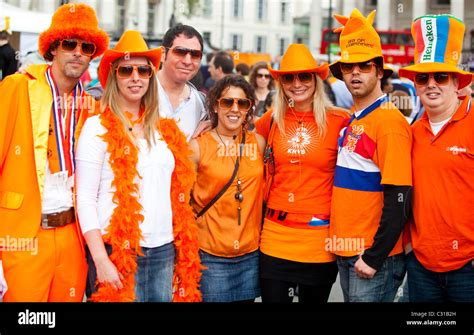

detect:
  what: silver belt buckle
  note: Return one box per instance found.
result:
[41,214,53,229]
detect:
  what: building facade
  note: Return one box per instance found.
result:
[2,0,474,59]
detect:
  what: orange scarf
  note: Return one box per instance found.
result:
[90,106,202,302]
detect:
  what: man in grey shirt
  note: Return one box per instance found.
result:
[158,24,210,140]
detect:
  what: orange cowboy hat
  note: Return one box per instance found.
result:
[399,14,473,89]
[39,3,109,60]
[268,44,329,80]
[329,9,392,80]
[98,30,162,87]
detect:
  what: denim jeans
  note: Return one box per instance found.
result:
[86,242,175,302]
[407,252,474,302]
[337,253,406,302]
[199,250,260,302]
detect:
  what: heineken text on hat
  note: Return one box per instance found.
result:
[398,14,473,89]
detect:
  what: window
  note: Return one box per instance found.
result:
[434,0,450,5]
[280,1,288,24]
[369,0,378,6]
[117,0,126,37]
[147,1,156,37]
[203,32,211,44]
[257,0,267,21]
[231,34,243,51]
[279,37,288,55]
[255,36,267,53]
[233,0,243,18]
[203,0,212,17]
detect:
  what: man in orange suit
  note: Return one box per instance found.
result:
[0,3,109,302]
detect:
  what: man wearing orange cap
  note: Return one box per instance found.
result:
[399,14,474,302]
[0,3,109,302]
[328,9,412,302]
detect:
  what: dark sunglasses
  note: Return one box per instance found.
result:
[279,72,314,85]
[60,39,96,56]
[340,61,377,74]
[116,64,153,79]
[257,73,271,79]
[414,72,451,86]
[166,46,203,60]
[217,97,252,112]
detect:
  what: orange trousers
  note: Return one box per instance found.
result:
[2,223,87,302]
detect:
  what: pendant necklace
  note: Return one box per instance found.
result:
[215,128,243,225]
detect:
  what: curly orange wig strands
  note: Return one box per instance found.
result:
[90,108,202,302]
[39,3,109,61]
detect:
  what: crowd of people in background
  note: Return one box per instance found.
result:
[0,3,472,305]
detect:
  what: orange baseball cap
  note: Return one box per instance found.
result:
[98,30,162,87]
[398,14,473,89]
[268,44,329,80]
[329,9,391,80]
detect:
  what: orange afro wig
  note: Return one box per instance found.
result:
[39,3,109,60]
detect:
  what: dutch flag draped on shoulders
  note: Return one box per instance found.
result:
[334,95,389,193]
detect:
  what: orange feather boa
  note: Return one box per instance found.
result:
[90,107,201,302]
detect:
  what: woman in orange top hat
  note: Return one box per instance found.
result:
[189,75,265,302]
[254,44,349,302]
[75,30,201,302]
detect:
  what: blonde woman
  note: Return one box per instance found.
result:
[255,44,349,302]
[75,30,201,302]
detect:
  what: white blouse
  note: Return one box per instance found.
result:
[75,115,175,248]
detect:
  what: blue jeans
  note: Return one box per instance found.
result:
[199,250,260,302]
[86,242,175,302]
[407,252,474,302]
[337,253,406,302]
[135,242,175,302]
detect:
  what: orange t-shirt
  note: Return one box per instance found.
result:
[330,98,412,257]
[410,97,474,272]
[192,131,263,257]
[255,108,349,263]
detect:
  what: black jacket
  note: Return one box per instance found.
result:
[0,43,18,80]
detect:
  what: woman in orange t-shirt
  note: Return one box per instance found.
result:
[190,75,265,302]
[255,44,349,302]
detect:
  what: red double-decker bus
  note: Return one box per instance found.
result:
[321,28,415,65]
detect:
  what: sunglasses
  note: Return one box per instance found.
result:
[414,72,451,86]
[166,46,203,60]
[279,72,314,85]
[116,64,153,79]
[217,97,252,112]
[340,61,377,74]
[60,39,96,57]
[257,73,271,79]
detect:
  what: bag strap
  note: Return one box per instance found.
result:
[196,131,246,218]
[263,114,276,202]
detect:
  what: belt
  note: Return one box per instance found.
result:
[265,208,330,230]
[41,208,76,229]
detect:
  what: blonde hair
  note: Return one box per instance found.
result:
[100,58,159,148]
[272,74,335,138]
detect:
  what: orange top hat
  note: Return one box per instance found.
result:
[98,30,162,87]
[268,44,329,80]
[399,14,473,89]
[329,9,391,80]
[39,3,109,59]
